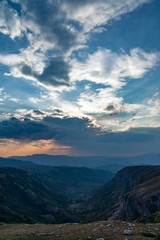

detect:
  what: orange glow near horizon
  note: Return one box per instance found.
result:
[0,139,71,157]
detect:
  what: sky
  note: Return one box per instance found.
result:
[0,0,160,157]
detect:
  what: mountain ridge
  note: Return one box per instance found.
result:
[9,152,160,170]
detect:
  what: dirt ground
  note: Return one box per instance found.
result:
[0,220,160,240]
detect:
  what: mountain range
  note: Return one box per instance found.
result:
[10,153,160,172]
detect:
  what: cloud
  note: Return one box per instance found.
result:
[21,0,79,52]
[0,0,154,90]
[70,48,160,89]
[68,48,160,130]
[62,0,152,32]
[0,87,20,105]
[8,98,20,103]
[77,87,141,116]
[20,58,70,87]
[0,113,159,156]
[148,97,160,106]
[146,94,160,117]
[0,113,96,141]
[0,88,4,95]
[0,87,10,104]
[0,53,24,66]
[0,53,70,87]
[1,46,159,131]
[0,0,23,39]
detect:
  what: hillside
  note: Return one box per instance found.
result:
[21,165,114,197]
[0,167,71,224]
[0,166,113,224]
[83,166,160,222]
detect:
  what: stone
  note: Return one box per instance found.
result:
[124,230,132,235]
[48,232,54,235]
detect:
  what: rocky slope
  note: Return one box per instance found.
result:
[119,175,160,221]
[83,166,160,222]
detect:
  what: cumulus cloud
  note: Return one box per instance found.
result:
[70,48,160,89]
[77,87,141,117]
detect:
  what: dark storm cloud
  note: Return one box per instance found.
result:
[0,116,96,141]
[0,114,160,155]
[21,58,70,86]
[0,117,48,140]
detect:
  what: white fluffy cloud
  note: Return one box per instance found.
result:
[77,87,141,115]
[70,48,160,89]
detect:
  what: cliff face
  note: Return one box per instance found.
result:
[119,176,160,221]
[85,166,160,222]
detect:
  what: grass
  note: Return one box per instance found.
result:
[155,233,160,240]
[142,232,156,237]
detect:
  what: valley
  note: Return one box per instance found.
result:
[1,157,160,240]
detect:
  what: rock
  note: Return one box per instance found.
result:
[150,232,156,236]
[106,224,111,227]
[57,225,62,228]
[96,238,104,240]
[48,232,54,235]
[128,222,135,227]
[124,230,132,235]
